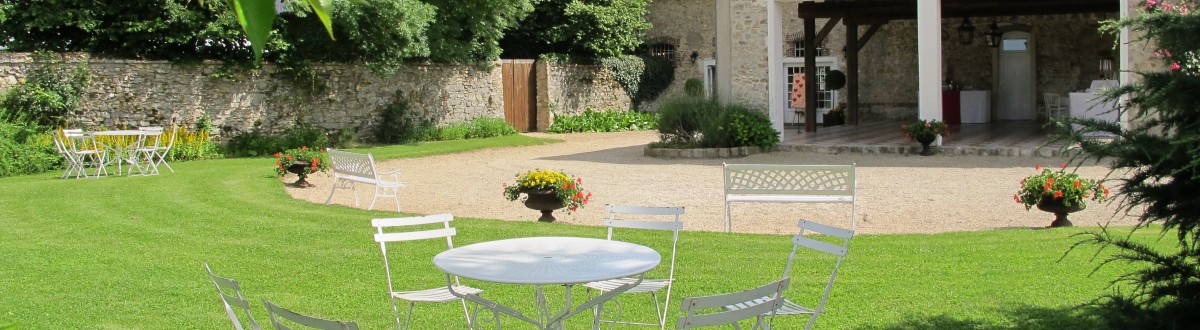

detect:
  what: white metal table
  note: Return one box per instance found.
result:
[433,236,661,329]
[93,130,158,176]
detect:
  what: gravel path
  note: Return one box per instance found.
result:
[286,131,1140,235]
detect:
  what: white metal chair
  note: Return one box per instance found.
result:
[327,149,405,211]
[1045,93,1066,123]
[136,125,175,174]
[131,126,163,175]
[262,298,358,330]
[60,129,107,178]
[52,133,84,179]
[585,204,685,329]
[205,263,261,330]
[725,220,854,330]
[372,214,481,329]
[676,277,791,330]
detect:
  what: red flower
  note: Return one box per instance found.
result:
[1060,163,1068,170]
[1046,178,1055,185]
[1044,183,1052,192]
[1073,180,1082,188]
[1013,194,1020,202]
[1104,188,1111,198]
[1054,190,1064,198]
[1035,164,1042,171]
[287,155,293,160]
[275,161,281,166]
[577,177,582,183]
[274,153,282,158]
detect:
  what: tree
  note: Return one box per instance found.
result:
[423,0,535,63]
[500,0,651,59]
[1058,2,1200,328]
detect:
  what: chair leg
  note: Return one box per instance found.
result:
[724,202,733,233]
[404,301,415,330]
[459,297,474,329]
[388,297,403,330]
[325,179,338,205]
[156,152,174,173]
[368,186,381,210]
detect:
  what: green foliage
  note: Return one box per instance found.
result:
[684,78,704,97]
[1,51,91,128]
[272,146,330,177]
[635,55,674,107]
[655,96,777,148]
[825,69,846,90]
[222,123,335,158]
[377,100,516,143]
[1056,3,1200,329]
[547,109,657,133]
[500,0,650,59]
[601,55,645,102]
[461,117,519,139]
[375,100,430,144]
[0,122,61,178]
[165,127,223,162]
[422,0,534,63]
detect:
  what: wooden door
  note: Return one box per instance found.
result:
[502,60,537,132]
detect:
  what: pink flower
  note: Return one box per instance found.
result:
[1060,163,1067,169]
[1172,62,1182,71]
[1147,0,1157,7]
[1035,164,1042,171]
[1013,194,1021,202]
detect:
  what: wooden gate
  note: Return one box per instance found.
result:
[502,60,537,132]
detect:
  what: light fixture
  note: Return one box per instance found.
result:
[957,17,976,45]
[690,51,699,63]
[984,21,1002,47]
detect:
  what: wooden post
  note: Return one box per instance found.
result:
[846,22,859,125]
[804,17,818,133]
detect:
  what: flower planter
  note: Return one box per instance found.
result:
[1036,197,1085,227]
[914,134,937,156]
[822,112,844,127]
[286,161,314,188]
[521,189,566,222]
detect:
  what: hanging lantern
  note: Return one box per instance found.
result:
[957,17,976,45]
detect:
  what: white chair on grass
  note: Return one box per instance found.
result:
[135,125,176,174]
[585,204,685,329]
[205,263,261,330]
[372,214,482,329]
[725,220,854,330]
[60,129,107,178]
[262,298,358,330]
[676,277,791,330]
[52,133,85,179]
[326,149,405,211]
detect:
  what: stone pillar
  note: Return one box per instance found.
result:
[715,0,733,103]
[767,0,786,137]
[917,0,944,144]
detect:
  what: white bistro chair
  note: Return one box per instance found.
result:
[1045,93,1066,124]
[135,125,175,174]
[725,220,854,330]
[372,214,482,329]
[262,298,358,330]
[59,129,107,178]
[205,263,261,330]
[676,277,791,330]
[585,204,685,329]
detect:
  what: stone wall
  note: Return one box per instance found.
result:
[0,53,628,136]
[643,0,716,109]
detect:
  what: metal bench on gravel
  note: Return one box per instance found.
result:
[325,149,406,211]
[722,163,857,232]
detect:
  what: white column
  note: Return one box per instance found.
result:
[917,0,944,144]
[715,0,733,103]
[767,0,786,136]
[1119,0,1130,129]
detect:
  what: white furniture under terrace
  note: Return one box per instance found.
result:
[959,90,991,124]
[372,214,481,330]
[205,263,262,330]
[584,204,684,329]
[724,220,854,330]
[326,149,405,211]
[262,298,358,330]
[722,163,857,233]
[675,277,791,330]
[433,236,662,330]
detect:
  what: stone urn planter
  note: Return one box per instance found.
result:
[1036,197,1085,227]
[914,134,937,156]
[286,161,315,188]
[521,189,566,222]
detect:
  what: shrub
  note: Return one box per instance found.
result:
[222,123,332,157]
[655,96,777,149]
[464,117,518,138]
[375,100,430,143]
[0,51,91,128]
[727,107,780,149]
[165,127,223,161]
[547,109,657,133]
[655,96,714,145]
[684,78,703,97]
[0,122,61,178]
[635,55,674,107]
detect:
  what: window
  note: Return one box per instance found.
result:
[645,37,679,61]
[785,33,829,58]
[786,65,833,110]
[1002,39,1028,51]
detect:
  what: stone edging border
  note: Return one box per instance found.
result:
[644,144,1073,158]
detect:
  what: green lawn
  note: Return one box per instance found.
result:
[0,135,1164,329]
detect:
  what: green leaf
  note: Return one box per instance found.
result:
[230,0,276,62]
[301,0,336,40]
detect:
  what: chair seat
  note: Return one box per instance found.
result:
[338,174,407,188]
[584,277,671,294]
[391,285,481,303]
[724,296,815,316]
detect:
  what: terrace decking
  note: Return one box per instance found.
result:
[779,120,1070,157]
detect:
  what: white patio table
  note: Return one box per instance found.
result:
[93,130,158,176]
[433,236,661,330]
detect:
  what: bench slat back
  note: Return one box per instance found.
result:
[723,164,855,198]
[327,149,377,179]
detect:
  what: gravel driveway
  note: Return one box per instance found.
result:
[286,131,1139,235]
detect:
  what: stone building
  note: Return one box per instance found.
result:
[644,0,1151,140]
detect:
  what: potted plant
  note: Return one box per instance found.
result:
[823,104,845,127]
[1013,163,1109,227]
[273,146,330,187]
[900,119,948,156]
[503,169,590,222]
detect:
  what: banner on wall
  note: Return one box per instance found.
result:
[790,73,806,109]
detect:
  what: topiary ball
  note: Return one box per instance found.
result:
[825,70,846,91]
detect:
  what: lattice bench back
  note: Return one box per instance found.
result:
[328,149,379,183]
[723,164,855,198]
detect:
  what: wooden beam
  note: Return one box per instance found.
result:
[814,17,841,46]
[846,22,859,125]
[804,17,818,133]
[798,0,1119,19]
[858,24,883,48]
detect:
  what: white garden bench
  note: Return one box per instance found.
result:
[325,149,406,211]
[722,163,857,232]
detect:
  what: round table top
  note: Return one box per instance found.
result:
[433,236,661,285]
[93,130,150,136]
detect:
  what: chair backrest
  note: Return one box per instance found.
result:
[675,277,791,329]
[372,214,459,293]
[781,220,854,322]
[1044,93,1062,108]
[327,149,379,180]
[205,264,261,330]
[138,126,164,148]
[262,298,358,330]
[61,128,93,152]
[603,204,685,281]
